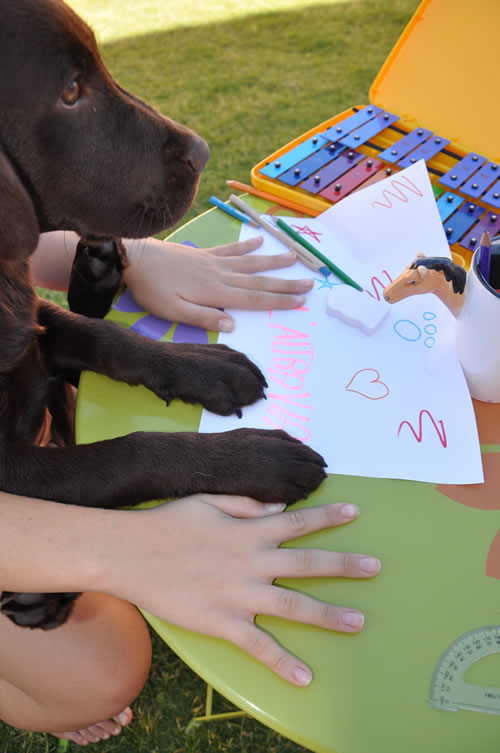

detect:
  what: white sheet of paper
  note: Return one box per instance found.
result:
[199,161,483,484]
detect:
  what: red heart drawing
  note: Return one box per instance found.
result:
[345,368,390,400]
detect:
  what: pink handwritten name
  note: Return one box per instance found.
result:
[263,321,314,442]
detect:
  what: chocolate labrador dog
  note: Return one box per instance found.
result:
[0,0,327,629]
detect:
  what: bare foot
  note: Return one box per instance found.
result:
[52,707,132,745]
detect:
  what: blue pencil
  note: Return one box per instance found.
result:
[209,196,259,227]
[478,230,491,282]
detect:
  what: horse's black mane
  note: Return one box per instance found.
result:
[410,256,467,294]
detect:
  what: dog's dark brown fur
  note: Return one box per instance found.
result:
[0,0,327,629]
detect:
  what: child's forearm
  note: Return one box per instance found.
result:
[0,492,116,593]
[31,231,79,291]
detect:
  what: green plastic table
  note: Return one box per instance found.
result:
[76,196,500,753]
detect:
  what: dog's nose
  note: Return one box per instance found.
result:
[185,136,210,174]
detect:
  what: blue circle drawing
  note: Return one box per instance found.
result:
[393,319,421,342]
[394,311,438,348]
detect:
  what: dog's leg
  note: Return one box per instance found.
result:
[67,239,127,319]
[38,299,268,416]
[2,425,326,508]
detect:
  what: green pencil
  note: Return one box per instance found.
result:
[275,218,363,291]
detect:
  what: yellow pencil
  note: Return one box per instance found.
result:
[226,180,320,217]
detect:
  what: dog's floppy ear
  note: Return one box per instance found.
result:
[0,148,39,262]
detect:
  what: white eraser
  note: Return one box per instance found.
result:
[326,285,390,335]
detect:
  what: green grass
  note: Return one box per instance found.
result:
[8,0,419,750]
[94,0,420,229]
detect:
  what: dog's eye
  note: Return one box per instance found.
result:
[61,79,81,106]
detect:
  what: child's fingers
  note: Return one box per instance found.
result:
[207,236,264,257]
[165,298,233,332]
[227,620,315,686]
[262,502,361,545]
[222,251,298,273]
[196,493,287,518]
[266,548,381,579]
[260,585,366,634]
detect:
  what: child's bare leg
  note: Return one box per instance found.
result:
[0,591,152,744]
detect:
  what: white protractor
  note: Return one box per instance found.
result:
[429,626,500,715]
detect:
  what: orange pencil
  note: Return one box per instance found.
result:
[226,180,320,217]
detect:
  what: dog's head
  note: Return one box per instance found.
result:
[0,0,209,262]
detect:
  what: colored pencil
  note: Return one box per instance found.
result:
[209,195,259,227]
[275,217,363,291]
[478,230,491,282]
[228,194,327,274]
[226,180,320,217]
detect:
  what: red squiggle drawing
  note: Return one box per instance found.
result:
[366,270,393,301]
[398,409,447,447]
[371,176,424,209]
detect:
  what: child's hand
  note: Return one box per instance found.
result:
[107,497,381,686]
[122,236,314,332]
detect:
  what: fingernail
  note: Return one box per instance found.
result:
[341,504,359,519]
[360,557,381,574]
[293,296,306,307]
[343,611,365,629]
[218,319,233,332]
[117,711,129,724]
[265,502,286,512]
[112,727,120,735]
[293,666,312,686]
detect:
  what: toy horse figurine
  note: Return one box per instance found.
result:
[383,245,500,403]
[383,254,467,317]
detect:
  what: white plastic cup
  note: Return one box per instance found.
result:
[455,247,500,402]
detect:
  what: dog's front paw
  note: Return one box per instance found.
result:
[0,591,80,629]
[149,343,268,416]
[198,429,328,505]
[232,429,328,505]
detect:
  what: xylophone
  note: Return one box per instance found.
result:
[250,0,500,272]
[251,104,500,270]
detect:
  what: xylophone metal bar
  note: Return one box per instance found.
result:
[480,178,500,209]
[378,127,433,163]
[460,210,500,252]
[460,162,500,199]
[397,135,450,168]
[439,152,487,190]
[319,158,385,202]
[299,149,365,194]
[320,105,383,143]
[443,201,484,245]
[338,111,399,149]
[279,143,346,187]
